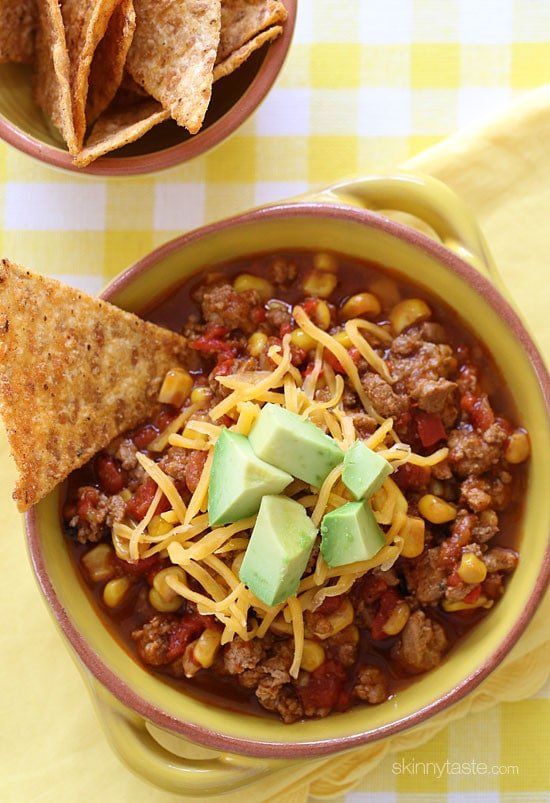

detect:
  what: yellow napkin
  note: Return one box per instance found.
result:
[0,88,548,803]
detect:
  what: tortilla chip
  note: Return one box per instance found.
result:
[61,0,124,147]
[0,259,188,511]
[214,24,282,82]
[86,0,137,126]
[217,0,287,64]
[127,0,221,135]
[0,0,36,64]
[34,0,78,154]
[75,98,169,167]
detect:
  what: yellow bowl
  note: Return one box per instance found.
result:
[0,0,296,177]
[25,173,550,795]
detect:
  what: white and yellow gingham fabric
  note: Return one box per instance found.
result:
[0,2,549,801]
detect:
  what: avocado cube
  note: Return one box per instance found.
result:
[249,403,344,488]
[342,441,392,500]
[239,495,318,605]
[208,430,292,526]
[320,500,385,568]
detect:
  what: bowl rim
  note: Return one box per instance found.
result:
[0,0,297,177]
[25,201,550,758]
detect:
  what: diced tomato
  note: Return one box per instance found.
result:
[155,409,178,431]
[335,688,353,712]
[165,615,206,662]
[185,450,208,493]
[447,570,462,588]
[251,306,266,325]
[303,362,323,379]
[302,298,318,317]
[357,573,387,604]
[204,325,228,338]
[316,594,345,616]
[324,348,360,374]
[214,357,235,376]
[415,412,446,448]
[221,415,234,427]
[463,585,482,604]
[95,453,128,495]
[132,424,158,449]
[461,393,494,431]
[297,659,346,711]
[394,462,430,491]
[280,322,293,337]
[76,488,100,519]
[115,554,164,578]
[371,588,400,640]
[189,336,237,354]
[126,477,170,521]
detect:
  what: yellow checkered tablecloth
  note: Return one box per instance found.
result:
[0,2,549,801]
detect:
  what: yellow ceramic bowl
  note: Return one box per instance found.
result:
[0,0,296,177]
[26,174,550,795]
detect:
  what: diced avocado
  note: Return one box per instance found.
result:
[320,500,385,568]
[239,495,318,605]
[208,430,292,526]
[249,403,344,488]
[342,441,392,500]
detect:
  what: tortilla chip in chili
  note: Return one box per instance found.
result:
[127,0,221,135]
[0,259,187,511]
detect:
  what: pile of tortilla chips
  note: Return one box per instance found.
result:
[1,0,287,167]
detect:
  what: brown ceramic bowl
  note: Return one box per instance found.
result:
[25,175,550,794]
[0,1,296,176]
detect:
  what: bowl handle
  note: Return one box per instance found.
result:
[88,678,287,796]
[305,172,499,282]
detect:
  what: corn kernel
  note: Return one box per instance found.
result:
[303,270,338,299]
[193,629,222,668]
[418,494,457,524]
[389,298,431,335]
[190,386,212,406]
[400,516,425,557]
[158,368,193,407]
[300,639,325,671]
[442,596,493,612]
[333,330,352,349]
[82,543,115,583]
[148,515,173,538]
[103,577,130,608]
[234,273,273,300]
[248,331,268,356]
[313,300,331,330]
[369,276,400,308]
[383,601,410,635]
[505,431,530,464]
[313,252,338,272]
[149,587,182,613]
[290,329,316,351]
[341,292,381,320]
[153,566,186,602]
[457,553,487,584]
[120,488,132,503]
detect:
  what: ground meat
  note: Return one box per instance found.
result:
[265,301,292,331]
[460,476,492,511]
[447,422,508,477]
[350,411,378,438]
[403,548,447,604]
[269,258,298,288]
[412,377,458,426]
[159,447,189,482]
[224,638,265,675]
[109,437,138,470]
[472,509,499,543]
[391,611,448,674]
[353,666,388,703]
[361,372,409,418]
[326,626,358,667]
[432,459,453,480]
[482,547,519,573]
[199,283,261,334]
[252,641,303,723]
[132,615,178,666]
[68,487,126,543]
